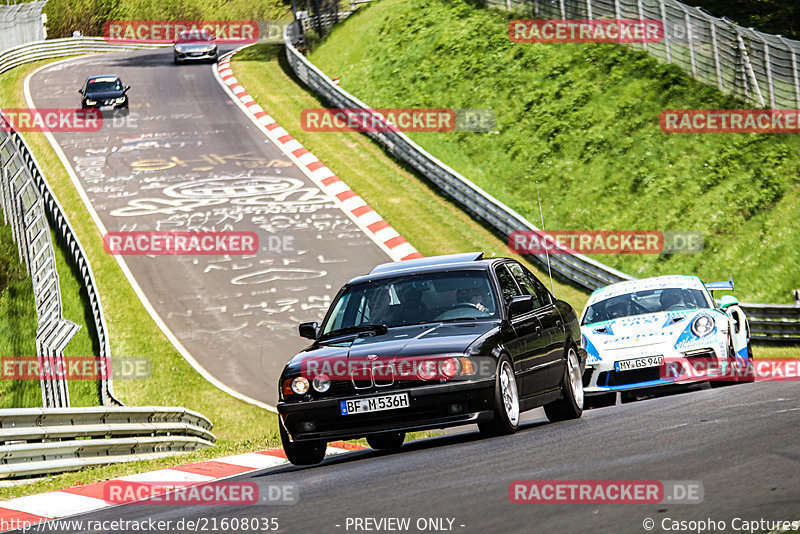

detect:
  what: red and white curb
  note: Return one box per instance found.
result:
[214,51,422,263]
[0,442,365,528]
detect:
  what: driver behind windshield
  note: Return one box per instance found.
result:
[457,288,488,312]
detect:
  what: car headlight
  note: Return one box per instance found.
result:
[114,97,126,104]
[312,374,331,393]
[691,314,715,337]
[291,376,309,395]
[85,99,97,105]
[174,46,185,53]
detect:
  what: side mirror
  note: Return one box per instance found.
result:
[78,89,84,94]
[719,295,739,310]
[124,85,131,92]
[298,321,319,339]
[508,295,533,317]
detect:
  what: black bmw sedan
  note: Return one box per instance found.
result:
[277,252,586,465]
[79,75,130,110]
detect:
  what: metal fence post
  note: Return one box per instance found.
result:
[586,0,592,19]
[777,36,800,107]
[763,40,776,108]
[710,21,723,90]
[614,0,621,21]
[559,0,566,19]
[659,0,671,62]
[637,0,647,50]
[684,9,697,78]
[737,33,766,107]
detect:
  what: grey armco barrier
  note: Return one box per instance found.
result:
[0,37,166,74]
[282,20,800,342]
[0,407,215,478]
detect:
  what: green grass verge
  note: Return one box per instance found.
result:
[308,0,800,305]
[0,58,280,500]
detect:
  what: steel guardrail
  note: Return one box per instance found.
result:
[0,37,167,75]
[0,407,215,479]
[282,19,800,342]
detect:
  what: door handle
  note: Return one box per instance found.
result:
[535,325,542,335]
[556,320,563,329]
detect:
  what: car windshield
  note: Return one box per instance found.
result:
[581,287,711,325]
[177,30,215,43]
[321,270,499,336]
[87,79,122,92]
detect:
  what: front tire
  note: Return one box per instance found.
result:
[478,356,520,437]
[280,421,326,466]
[366,431,405,451]
[544,346,584,422]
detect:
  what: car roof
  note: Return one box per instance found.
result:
[587,275,705,304]
[346,252,499,285]
[87,75,120,80]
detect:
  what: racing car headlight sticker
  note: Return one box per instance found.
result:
[85,100,97,105]
[691,314,714,337]
[114,97,126,104]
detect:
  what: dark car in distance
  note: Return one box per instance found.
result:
[79,75,129,110]
[277,252,586,465]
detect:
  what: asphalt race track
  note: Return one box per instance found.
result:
[25,48,800,534]
[28,49,389,406]
[31,381,800,533]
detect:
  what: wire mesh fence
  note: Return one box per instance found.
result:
[0,1,47,53]
[488,0,800,108]
[0,127,79,408]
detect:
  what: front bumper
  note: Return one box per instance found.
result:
[278,379,495,442]
[583,345,726,395]
[83,99,127,110]
[174,49,218,62]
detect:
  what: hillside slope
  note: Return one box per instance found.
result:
[310,0,800,303]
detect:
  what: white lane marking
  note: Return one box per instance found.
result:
[3,491,107,518]
[214,453,287,470]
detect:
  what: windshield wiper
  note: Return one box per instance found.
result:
[320,324,388,339]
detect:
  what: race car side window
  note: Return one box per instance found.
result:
[507,262,546,309]
[494,264,522,303]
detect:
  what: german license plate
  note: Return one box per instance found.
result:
[340,393,409,415]
[615,355,664,371]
